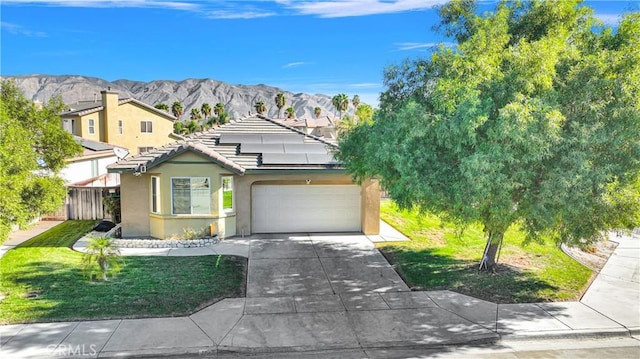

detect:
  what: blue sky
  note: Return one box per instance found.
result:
[1,1,637,106]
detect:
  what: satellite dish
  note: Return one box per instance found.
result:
[113,147,130,160]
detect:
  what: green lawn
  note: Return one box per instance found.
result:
[0,221,246,324]
[379,201,592,303]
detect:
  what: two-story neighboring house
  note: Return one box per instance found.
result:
[61,90,179,155]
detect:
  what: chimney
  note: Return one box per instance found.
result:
[101,89,119,141]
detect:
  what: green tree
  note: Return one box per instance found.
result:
[171,101,184,120]
[154,103,169,112]
[314,106,322,119]
[335,1,640,271]
[214,102,225,117]
[218,111,229,125]
[190,108,201,121]
[173,121,185,134]
[355,103,374,123]
[332,93,349,119]
[275,92,286,118]
[186,120,200,134]
[254,101,267,115]
[285,106,296,119]
[352,94,360,111]
[201,103,212,120]
[0,80,82,242]
[81,235,122,281]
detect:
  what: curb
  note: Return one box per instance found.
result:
[73,328,638,359]
[499,327,632,342]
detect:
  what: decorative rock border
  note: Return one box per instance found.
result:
[113,237,221,249]
[96,225,222,249]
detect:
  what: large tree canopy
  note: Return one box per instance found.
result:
[0,80,82,242]
[335,0,640,271]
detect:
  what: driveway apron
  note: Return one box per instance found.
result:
[246,233,410,298]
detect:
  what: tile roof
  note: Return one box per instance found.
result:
[107,115,341,175]
[61,98,176,121]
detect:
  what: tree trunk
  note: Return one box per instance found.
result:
[480,231,504,272]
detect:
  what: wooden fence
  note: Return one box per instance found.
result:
[43,187,120,221]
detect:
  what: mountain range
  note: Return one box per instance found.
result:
[2,74,351,120]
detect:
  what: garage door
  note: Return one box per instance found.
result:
[252,184,361,233]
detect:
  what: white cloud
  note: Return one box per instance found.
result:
[395,41,454,51]
[1,0,200,10]
[595,13,621,26]
[1,21,47,37]
[278,0,447,18]
[348,82,380,89]
[282,62,307,69]
[205,10,276,19]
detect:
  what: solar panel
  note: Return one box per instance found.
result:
[78,138,114,151]
[261,153,309,165]
[306,153,337,165]
[261,134,303,144]
[240,143,285,154]
[219,134,262,144]
[284,144,327,154]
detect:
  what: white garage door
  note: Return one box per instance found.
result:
[252,185,361,233]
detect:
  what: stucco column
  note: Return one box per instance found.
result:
[361,178,380,235]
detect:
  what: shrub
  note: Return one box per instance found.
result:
[81,235,122,281]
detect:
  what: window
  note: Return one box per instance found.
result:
[222,176,233,212]
[118,120,123,134]
[88,118,95,134]
[151,177,160,213]
[138,147,154,154]
[140,120,153,133]
[171,177,210,215]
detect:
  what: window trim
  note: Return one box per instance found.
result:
[221,176,234,213]
[118,119,123,134]
[170,177,211,215]
[88,118,95,135]
[138,147,154,154]
[140,120,153,134]
[151,176,160,214]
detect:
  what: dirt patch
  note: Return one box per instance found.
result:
[562,239,617,272]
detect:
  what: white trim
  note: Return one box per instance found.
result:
[221,175,234,214]
[88,118,95,135]
[151,176,160,214]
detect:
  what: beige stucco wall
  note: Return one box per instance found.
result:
[235,173,380,236]
[121,151,237,239]
[75,92,175,155]
[120,173,150,237]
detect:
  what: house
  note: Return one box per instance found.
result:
[58,136,123,186]
[60,90,179,155]
[107,116,380,239]
[277,116,337,141]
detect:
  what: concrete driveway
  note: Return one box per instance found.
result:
[247,233,410,298]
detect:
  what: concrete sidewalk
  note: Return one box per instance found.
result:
[0,221,63,258]
[1,227,639,358]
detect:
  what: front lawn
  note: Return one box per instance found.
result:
[379,201,592,303]
[0,221,246,324]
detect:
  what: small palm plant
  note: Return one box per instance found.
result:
[81,235,122,281]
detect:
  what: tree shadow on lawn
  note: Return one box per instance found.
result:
[379,245,558,304]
